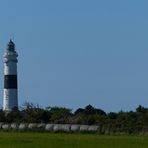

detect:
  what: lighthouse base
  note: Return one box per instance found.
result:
[3,89,18,111]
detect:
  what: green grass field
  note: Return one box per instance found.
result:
[0,132,147,148]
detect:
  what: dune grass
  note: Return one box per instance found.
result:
[0,132,147,148]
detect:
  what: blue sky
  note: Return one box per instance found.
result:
[0,0,148,112]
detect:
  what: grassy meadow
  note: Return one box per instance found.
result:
[0,132,147,148]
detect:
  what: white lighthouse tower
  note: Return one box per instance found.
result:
[3,40,18,111]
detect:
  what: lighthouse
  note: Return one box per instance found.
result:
[3,40,18,111]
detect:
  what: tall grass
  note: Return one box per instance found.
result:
[0,132,147,148]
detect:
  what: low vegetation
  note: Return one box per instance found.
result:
[0,103,148,134]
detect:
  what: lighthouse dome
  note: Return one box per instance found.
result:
[7,39,15,51]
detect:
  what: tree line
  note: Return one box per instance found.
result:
[0,103,148,134]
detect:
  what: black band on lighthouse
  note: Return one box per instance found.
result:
[4,75,17,89]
